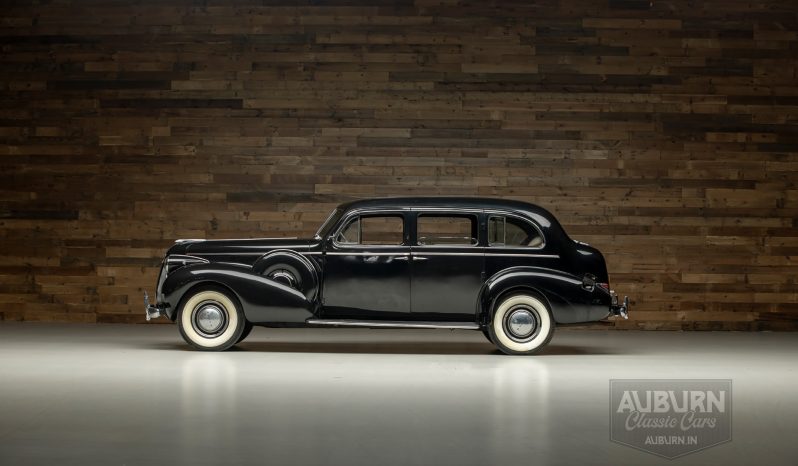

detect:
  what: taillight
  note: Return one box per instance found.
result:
[598,283,609,291]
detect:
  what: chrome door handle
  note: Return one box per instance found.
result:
[412,256,428,261]
[394,256,409,261]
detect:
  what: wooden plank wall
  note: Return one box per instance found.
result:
[0,0,796,329]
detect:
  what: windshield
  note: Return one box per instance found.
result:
[314,208,343,240]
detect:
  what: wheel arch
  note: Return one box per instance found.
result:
[476,267,580,326]
[478,284,553,328]
[173,281,243,322]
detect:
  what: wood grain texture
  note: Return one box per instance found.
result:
[1,0,796,329]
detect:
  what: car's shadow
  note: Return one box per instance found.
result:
[147,341,621,356]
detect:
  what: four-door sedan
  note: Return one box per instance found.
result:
[145,197,629,355]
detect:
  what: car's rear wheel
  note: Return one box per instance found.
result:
[488,293,554,355]
[178,286,244,351]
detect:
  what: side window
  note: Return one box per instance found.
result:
[336,215,404,246]
[488,216,544,248]
[417,215,477,246]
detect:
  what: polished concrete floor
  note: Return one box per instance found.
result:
[0,324,796,465]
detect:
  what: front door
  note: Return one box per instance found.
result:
[322,212,411,320]
[410,212,484,322]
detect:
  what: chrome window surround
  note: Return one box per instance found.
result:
[485,211,546,251]
[330,209,410,250]
[328,207,546,251]
[314,208,342,240]
[414,210,480,248]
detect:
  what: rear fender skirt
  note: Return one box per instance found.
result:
[161,262,315,323]
[477,266,611,324]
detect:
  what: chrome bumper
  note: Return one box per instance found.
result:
[144,291,165,321]
[610,291,630,319]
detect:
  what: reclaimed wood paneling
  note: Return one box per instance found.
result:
[1,0,797,329]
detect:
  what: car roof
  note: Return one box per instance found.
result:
[337,197,554,218]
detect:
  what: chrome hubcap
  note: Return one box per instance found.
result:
[507,308,536,338]
[196,304,225,334]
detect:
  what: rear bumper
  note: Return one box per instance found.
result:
[610,291,629,319]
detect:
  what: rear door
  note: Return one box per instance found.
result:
[409,211,484,322]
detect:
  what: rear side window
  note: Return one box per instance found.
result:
[337,215,404,246]
[417,215,477,246]
[488,216,544,248]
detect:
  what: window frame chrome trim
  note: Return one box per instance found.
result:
[329,209,410,249]
[485,210,547,251]
[413,209,481,248]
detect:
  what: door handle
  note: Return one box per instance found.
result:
[394,256,409,261]
[412,256,428,261]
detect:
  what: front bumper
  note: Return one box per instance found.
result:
[610,291,630,319]
[144,291,168,321]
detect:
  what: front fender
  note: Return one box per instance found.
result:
[478,266,611,324]
[161,262,315,324]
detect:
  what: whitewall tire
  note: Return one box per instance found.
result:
[488,294,554,355]
[177,287,245,351]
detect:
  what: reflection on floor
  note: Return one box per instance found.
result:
[0,324,795,465]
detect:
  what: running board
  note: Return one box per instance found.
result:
[306,319,480,330]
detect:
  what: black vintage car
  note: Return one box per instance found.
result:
[145,197,629,355]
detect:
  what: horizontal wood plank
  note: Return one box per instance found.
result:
[0,0,796,329]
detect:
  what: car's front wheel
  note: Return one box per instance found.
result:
[177,286,245,351]
[488,293,554,355]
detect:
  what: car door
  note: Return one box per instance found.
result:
[410,210,485,322]
[321,211,411,320]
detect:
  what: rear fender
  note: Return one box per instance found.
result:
[161,262,315,323]
[477,266,611,324]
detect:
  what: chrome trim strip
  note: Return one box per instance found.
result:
[186,251,556,258]
[166,254,210,264]
[488,253,560,259]
[411,251,480,256]
[411,207,483,214]
[327,252,410,256]
[407,251,559,258]
[306,319,480,330]
[187,251,322,256]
